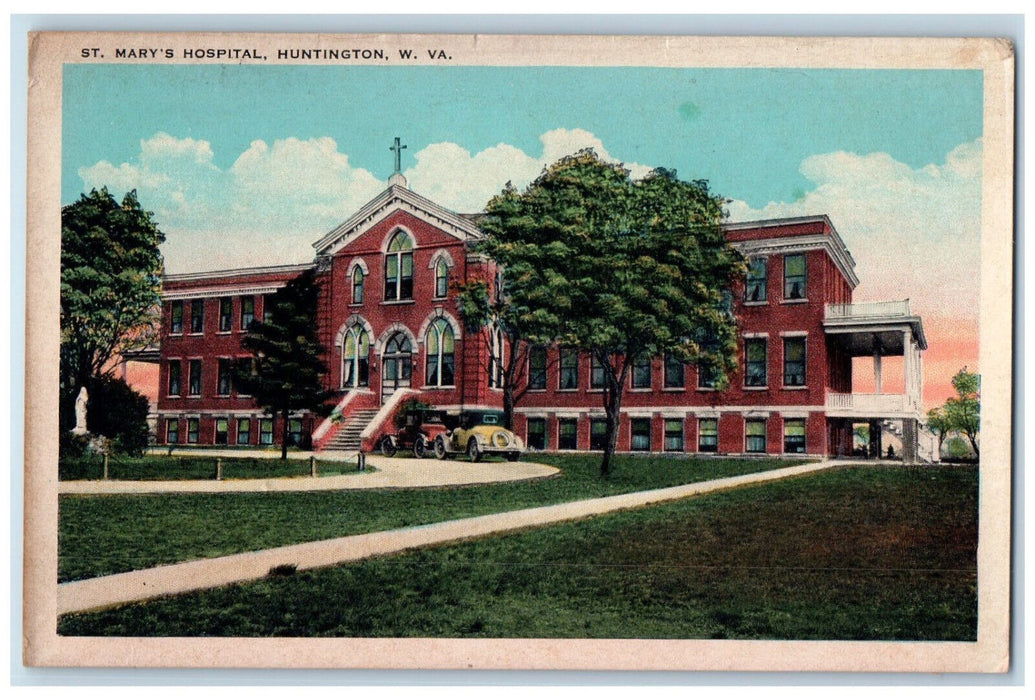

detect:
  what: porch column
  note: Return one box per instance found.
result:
[874,346,883,394]
[868,419,882,459]
[902,417,918,464]
[903,331,911,400]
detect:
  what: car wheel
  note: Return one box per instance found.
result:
[434,435,448,460]
[507,452,521,462]
[380,436,397,457]
[414,435,428,459]
[467,438,482,463]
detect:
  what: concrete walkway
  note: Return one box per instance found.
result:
[58,454,560,494]
[58,459,848,615]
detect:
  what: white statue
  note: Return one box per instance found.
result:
[72,386,89,435]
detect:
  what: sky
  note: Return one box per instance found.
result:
[62,64,985,409]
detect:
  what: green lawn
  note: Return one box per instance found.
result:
[58,465,978,640]
[58,454,799,582]
[59,453,358,481]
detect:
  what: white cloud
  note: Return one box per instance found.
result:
[726,139,983,324]
[77,128,655,273]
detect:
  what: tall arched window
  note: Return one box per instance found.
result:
[434,257,449,298]
[384,230,414,301]
[341,325,370,388]
[425,318,455,387]
[352,266,364,304]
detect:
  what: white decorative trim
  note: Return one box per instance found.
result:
[334,315,375,350]
[163,262,313,284]
[428,248,456,269]
[743,332,769,338]
[381,224,415,252]
[346,258,369,277]
[313,184,483,256]
[374,322,418,354]
[417,308,463,342]
[163,284,286,301]
[778,330,809,337]
[727,226,859,289]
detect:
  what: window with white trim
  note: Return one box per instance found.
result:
[240,296,255,330]
[745,419,767,453]
[170,301,183,334]
[384,230,414,301]
[352,266,364,304]
[784,418,806,454]
[746,257,767,302]
[559,348,579,390]
[166,418,179,444]
[219,298,233,332]
[188,359,202,396]
[784,254,806,300]
[425,318,455,387]
[190,300,204,334]
[434,257,449,298]
[745,338,767,387]
[341,324,370,388]
[698,418,718,452]
[167,361,181,396]
[783,337,806,386]
[528,346,547,390]
[237,418,251,445]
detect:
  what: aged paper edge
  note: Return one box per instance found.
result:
[22,32,1015,672]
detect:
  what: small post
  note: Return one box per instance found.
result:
[358,452,366,471]
[216,458,223,481]
[103,453,109,480]
[310,455,317,478]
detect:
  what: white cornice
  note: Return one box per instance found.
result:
[730,233,860,289]
[163,283,289,301]
[163,262,313,284]
[313,184,483,257]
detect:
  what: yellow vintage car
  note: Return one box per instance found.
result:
[434,410,525,462]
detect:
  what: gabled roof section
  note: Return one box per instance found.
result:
[313,184,484,256]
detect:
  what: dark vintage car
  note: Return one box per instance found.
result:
[379,408,452,458]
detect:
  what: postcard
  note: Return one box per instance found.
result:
[23,31,1014,672]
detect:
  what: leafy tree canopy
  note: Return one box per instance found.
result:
[236,269,329,458]
[942,367,980,457]
[61,188,165,393]
[474,150,743,475]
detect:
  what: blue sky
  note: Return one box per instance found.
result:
[63,64,982,210]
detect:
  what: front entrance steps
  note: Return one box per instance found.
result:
[319,409,380,452]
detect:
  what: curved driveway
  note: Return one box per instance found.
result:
[58,453,559,495]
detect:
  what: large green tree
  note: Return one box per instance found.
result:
[60,188,165,433]
[943,367,980,458]
[236,269,329,459]
[475,151,742,476]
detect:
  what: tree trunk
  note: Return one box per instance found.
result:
[966,433,980,458]
[281,407,290,460]
[599,353,630,479]
[503,383,515,431]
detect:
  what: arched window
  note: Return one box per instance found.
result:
[434,257,449,298]
[425,318,455,387]
[341,325,370,388]
[352,266,364,304]
[384,230,414,301]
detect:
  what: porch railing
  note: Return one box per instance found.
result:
[825,299,912,320]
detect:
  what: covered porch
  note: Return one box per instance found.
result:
[823,300,927,462]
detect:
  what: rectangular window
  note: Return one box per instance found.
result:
[526,418,547,450]
[746,258,767,302]
[783,337,807,386]
[664,419,684,452]
[259,418,274,445]
[630,418,651,452]
[664,353,685,389]
[215,417,229,445]
[219,297,233,332]
[237,418,251,445]
[188,359,202,396]
[784,254,806,300]
[746,419,767,453]
[559,348,579,390]
[235,357,255,396]
[170,301,183,334]
[784,418,807,454]
[698,418,718,452]
[186,417,199,444]
[240,296,255,330]
[590,419,608,450]
[745,338,767,387]
[263,295,273,324]
[217,358,233,396]
[631,356,652,389]
[528,346,547,390]
[557,418,578,450]
[590,354,606,389]
[167,361,181,396]
[288,418,303,447]
[190,300,205,334]
[697,362,719,389]
[166,418,179,444]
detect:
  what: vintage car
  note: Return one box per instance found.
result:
[379,408,451,458]
[434,410,524,462]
